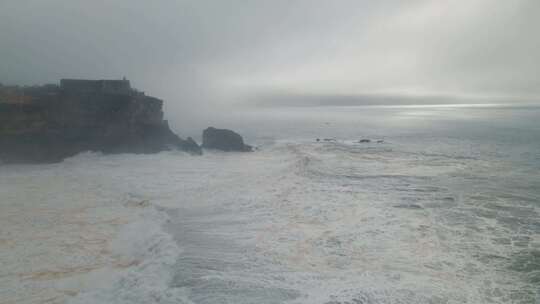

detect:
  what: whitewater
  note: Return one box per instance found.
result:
[1,105,539,304]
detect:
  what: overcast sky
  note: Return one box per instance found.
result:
[1,0,539,115]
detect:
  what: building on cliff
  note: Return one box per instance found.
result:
[1,79,134,104]
[60,78,132,95]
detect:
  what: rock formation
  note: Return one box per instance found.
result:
[202,127,252,152]
[0,79,201,163]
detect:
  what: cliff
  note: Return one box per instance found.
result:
[0,79,201,163]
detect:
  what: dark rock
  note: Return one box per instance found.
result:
[202,127,252,152]
[0,79,201,163]
[180,137,203,155]
[323,138,336,142]
[316,138,320,142]
[359,139,371,143]
[376,140,384,143]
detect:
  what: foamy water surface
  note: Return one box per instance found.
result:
[1,105,539,303]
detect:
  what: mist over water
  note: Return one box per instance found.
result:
[2,1,540,303]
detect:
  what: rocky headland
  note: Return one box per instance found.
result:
[0,79,201,163]
[202,127,253,152]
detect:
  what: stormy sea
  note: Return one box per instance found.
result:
[1,104,539,304]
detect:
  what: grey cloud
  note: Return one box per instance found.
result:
[1,0,538,131]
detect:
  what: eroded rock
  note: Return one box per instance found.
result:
[0,78,202,163]
[202,127,252,152]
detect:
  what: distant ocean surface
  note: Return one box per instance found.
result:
[1,104,539,304]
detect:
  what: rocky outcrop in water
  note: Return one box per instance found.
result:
[0,79,201,163]
[202,127,252,152]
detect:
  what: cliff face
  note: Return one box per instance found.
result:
[0,80,201,163]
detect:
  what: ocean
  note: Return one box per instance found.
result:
[1,104,539,304]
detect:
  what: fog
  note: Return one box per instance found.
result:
[2,3,540,302]
[1,0,539,130]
